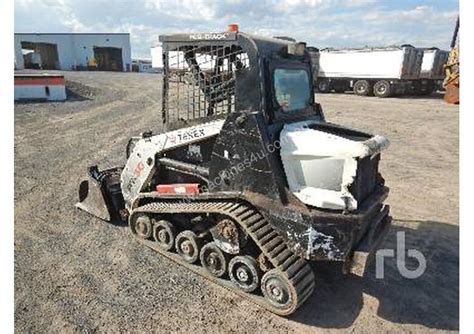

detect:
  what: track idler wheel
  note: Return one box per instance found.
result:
[153,220,175,251]
[229,255,261,292]
[175,231,200,263]
[261,269,297,310]
[200,242,228,278]
[134,215,153,239]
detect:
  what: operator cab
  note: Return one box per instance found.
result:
[158,26,387,212]
[158,27,322,130]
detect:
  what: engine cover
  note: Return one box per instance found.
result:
[280,121,389,211]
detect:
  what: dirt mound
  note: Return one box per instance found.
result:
[65,80,98,101]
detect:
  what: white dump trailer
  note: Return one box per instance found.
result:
[307,46,320,81]
[313,46,424,97]
[414,48,449,94]
[151,45,163,69]
[420,48,449,79]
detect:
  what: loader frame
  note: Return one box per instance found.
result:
[76,30,392,316]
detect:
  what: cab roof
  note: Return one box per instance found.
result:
[159,31,293,58]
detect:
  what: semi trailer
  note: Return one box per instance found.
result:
[416,47,449,95]
[76,27,391,316]
[312,45,424,97]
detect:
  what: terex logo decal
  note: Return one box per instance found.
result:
[176,128,206,142]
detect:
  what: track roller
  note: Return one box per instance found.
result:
[153,219,175,251]
[229,255,261,292]
[175,231,200,263]
[128,200,316,315]
[261,269,297,310]
[134,215,153,239]
[200,242,228,278]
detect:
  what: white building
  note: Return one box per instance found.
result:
[14,33,132,71]
[151,45,163,69]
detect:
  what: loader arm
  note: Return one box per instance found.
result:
[75,120,225,221]
[121,119,225,207]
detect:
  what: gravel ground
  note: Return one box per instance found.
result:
[14,70,459,333]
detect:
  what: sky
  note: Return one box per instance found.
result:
[14,0,459,59]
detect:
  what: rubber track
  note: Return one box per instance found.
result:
[129,200,315,316]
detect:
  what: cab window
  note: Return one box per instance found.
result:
[273,68,311,113]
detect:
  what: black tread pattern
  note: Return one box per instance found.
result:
[129,200,315,316]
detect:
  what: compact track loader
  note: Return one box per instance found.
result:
[76,27,391,316]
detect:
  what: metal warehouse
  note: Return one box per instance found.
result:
[14,33,132,71]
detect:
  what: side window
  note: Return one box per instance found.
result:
[273,69,310,113]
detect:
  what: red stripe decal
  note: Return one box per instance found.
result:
[14,77,65,86]
[156,184,200,194]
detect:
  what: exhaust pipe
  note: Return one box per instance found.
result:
[75,166,125,222]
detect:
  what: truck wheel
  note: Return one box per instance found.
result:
[317,80,331,93]
[353,80,372,96]
[373,80,392,98]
